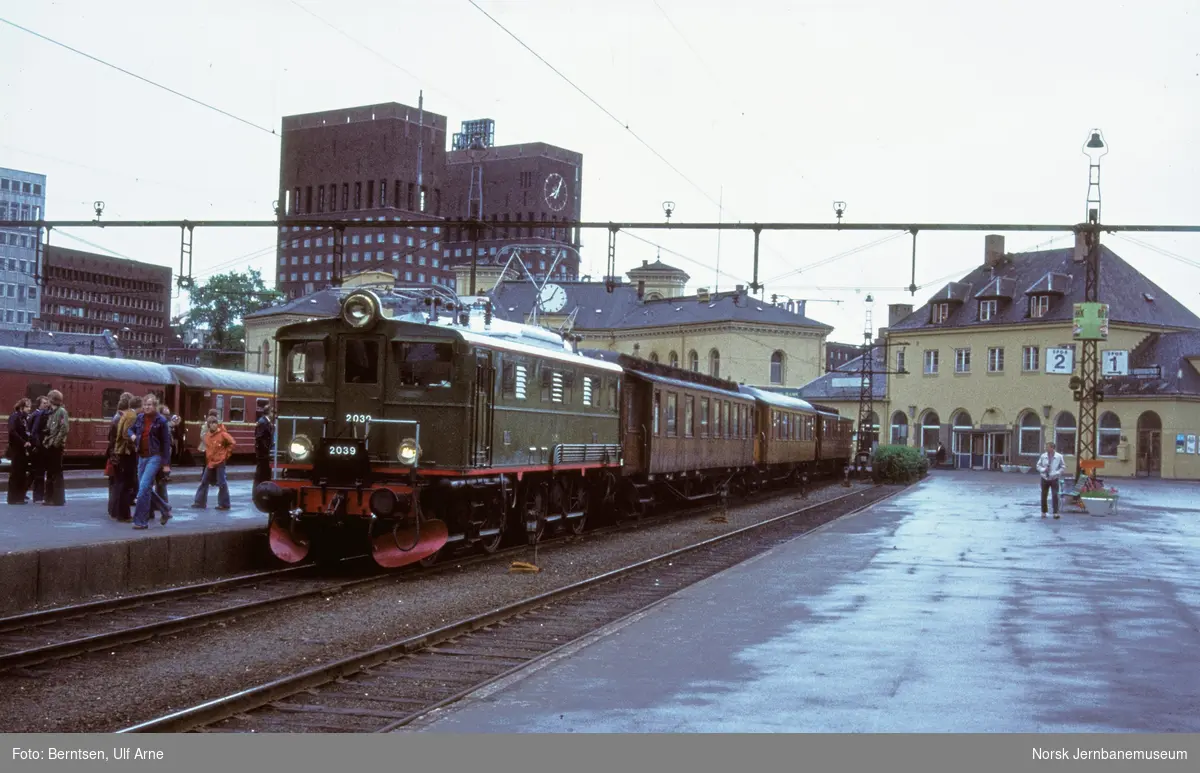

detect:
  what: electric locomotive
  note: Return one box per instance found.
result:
[255,288,624,568]
[255,287,857,569]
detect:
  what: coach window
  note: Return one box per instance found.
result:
[344,339,379,384]
[101,388,123,417]
[393,342,453,387]
[684,395,695,437]
[256,398,270,421]
[608,376,619,411]
[666,393,678,436]
[285,340,327,384]
[229,396,245,423]
[26,382,50,401]
[215,394,225,420]
[653,390,661,435]
[700,398,710,437]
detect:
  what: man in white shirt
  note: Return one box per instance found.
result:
[1035,441,1066,519]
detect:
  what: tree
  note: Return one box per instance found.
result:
[186,269,281,369]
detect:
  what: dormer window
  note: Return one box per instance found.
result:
[932,303,950,323]
[1030,295,1050,318]
[979,300,997,321]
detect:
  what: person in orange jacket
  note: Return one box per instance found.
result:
[190,415,235,510]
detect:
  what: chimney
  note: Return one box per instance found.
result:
[795,299,806,317]
[696,287,710,302]
[984,234,1005,268]
[637,279,645,300]
[888,303,913,327]
[736,284,745,294]
[642,259,648,267]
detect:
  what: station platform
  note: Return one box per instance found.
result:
[1,462,255,494]
[412,470,1200,733]
[0,478,273,614]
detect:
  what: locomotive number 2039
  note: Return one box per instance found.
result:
[327,445,358,456]
[345,414,372,423]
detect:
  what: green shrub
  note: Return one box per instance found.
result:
[872,444,929,484]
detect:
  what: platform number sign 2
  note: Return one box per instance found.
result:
[1101,350,1129,377]
[1045,347,1074,375]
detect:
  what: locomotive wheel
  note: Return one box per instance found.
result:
[565,479,589,536]
[518,481,548,543]
[477,496,505,554]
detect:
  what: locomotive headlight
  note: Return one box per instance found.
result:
[342,290,380,329]
[289,434,314,461]
[398,438,420,465]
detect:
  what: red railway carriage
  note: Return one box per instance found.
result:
[165,365,277,465]
[0,346,275,465]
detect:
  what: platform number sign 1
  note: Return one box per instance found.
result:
[1045,347,1074,375]
[1101,350,1129,377]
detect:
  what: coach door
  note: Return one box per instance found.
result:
[339,336,385,447]
[622,384,646,473]
[469,349,495,467]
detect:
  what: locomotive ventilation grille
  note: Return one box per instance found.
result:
[552,443,623,465]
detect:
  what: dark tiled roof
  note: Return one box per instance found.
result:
[890,246,1200,332]
[489,281,833,332]
[1025,271,1072,296]
[794,345,889,401]
[245,287,351,320]
[1100,331,1200,397]
[975,276,1016,299]
[627,259,686,275]
[929,281,972,304]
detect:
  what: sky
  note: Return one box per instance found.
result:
[2,0,1198,345]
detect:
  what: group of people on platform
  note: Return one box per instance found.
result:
[5,392,70,506]
[5,392,276,529]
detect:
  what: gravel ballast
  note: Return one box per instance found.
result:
[0,480,881,732]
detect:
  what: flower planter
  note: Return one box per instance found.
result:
[1079,495,1118,515]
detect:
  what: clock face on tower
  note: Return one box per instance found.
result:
[538,282,568,314]
[543,172,568,212]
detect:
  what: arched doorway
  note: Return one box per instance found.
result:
[1137,411,1162,478]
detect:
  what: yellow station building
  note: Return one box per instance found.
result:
[800,235,1200,480]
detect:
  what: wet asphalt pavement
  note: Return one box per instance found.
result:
[409,471,1200,733]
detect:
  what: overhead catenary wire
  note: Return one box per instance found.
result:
[466,0,726,215]
[287,1,469,114]
[0,17,278,137]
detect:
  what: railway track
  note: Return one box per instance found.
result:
[119,482,907,733]
[0,478,850,674]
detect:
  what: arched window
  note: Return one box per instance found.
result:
[1099,412,1122,457]
[688,350,699,372]
[1019,411,1043,455]
[921,410,940,451]
[669,351,679,369]
[951,410,973,458]
[1054,412,1076,456]
[864,410,880,446]
[709,349,720,378]
[770,351,785,384]
[646,292,663,301]
[649,352,659,364]
[890,411,909,445]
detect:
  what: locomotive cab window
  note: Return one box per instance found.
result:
[393,342,452,387]
[229,396,245,423]
[343,339,379,384]
[285,340,327,384]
